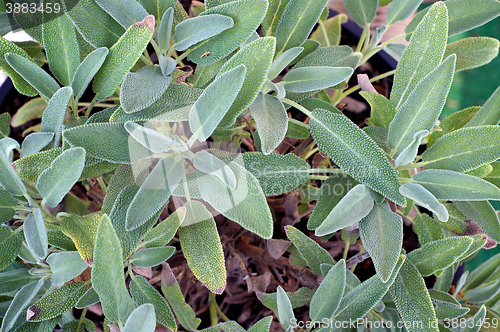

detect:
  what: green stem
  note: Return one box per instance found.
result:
[395,161,428,171]
[280,98,313,118]
[309,174,329,181]
[151,39,163,59]
[166,44,176,57]
[381,33,408,47]
[318,20,330,47]
[334,70,396,104]
[140,54,153,66]
[76,307,88,332]
[216,305,229,322]
[175,50,191,65]
[209,292,218,326]
[97,175,107,194]
[361,24,371,53]
[78,103,117,108]
[355,25,369,53]
[84,95,99,118]
[343,240,350,261]
[308,168,344,174]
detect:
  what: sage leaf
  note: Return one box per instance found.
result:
[309,259,346,322]
[63,0,125,48]
[121,65,172,114]
[310,110,405,205]
[122,304,156,332]
[399,183,448,222]
[23,209,47,260]
[27,281,88,322]
[341,0,378,26]
[0,37,37,96]
[5,53,60,100]
[413,169,500,201]
[179,201,226,294]
[124,122,174,154]
[40,86,73,149]
[394,129,429,167]
[72,47,109,99]
[36,147,86,208]
[247,317,272,332]
[310,14,347,47]
[421,125,500,172]
[360,91,396,130]
[389,259,439,332]
[174,14,234,51]
[126,157,184,231]
[390,2,448,110]
[267,47,303,80]
[157,8,174,51]
[453,201,500,243]
[93,16,154,101]
[139,0,175,21]
[42,11,80,86]
[386,0,424,26]
[130,247,175,268]
[0,229,25,270]
[0,279,44,332]
[262,0,291,36]
[461,305,486,332]
[130,275,176,331]
[0,268,36,294]
[217,37,276,127]
[94,0,148,29]
[143,207,185,248]
[413,212,445,245]
[275,0,328,55]
[0,145,27,197]
[276,286,294,330]
[281,66,353,93]
[408,236,473,276]
[60,213,100,264]
[427,106,480,147]
[46,251,88,287]
[285,225,334,275]
[360,201,403,282]
[189,64,246,141]
[429,289,470,320]
[315,184,375,236]
[11,97,46,128]
[186,0,268,66]
[92,214,135,323]
[249,93,288,155]
[465,86,500,127]
[405,0,500,37]
[192,150,236,189]
[20,132,54,158]
[0,190,16,224]
[444,37,500,72]
[388,54,456,154]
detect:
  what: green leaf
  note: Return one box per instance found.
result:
[310,14,347,47]
[388,54,456,154]
[94,0,148,29]
[92,214,135,323]
[0,268,36,294]
[399,183,448,221]
[93,16,154,100]
[444,37,500,72]
[174,14,233,51]
[126,157,184,231]
[46,251,88,287]
[186,0,268,66]
[286,119,309,139]
[192,150,236,189]
[315,184,375,236]
[27,281,87,322]
[0,146,27,197]
[262,0,291,36]
[139,0,175,21]
[309,260,346,322]
[216,37,276,128]
[341,0,378,26]
[412,169,500,201]
[120,65,172,114]
[285,225,334,275]
[461,305,486,332]
[394,129,429,167]
[5,53,60,100]
[360,91,396,130]
[360,201,403,282]
[276,286,294,330]
[465,164,493,178]
[72,47,109,99]
[464,279,500,304]
[249,93,287,155]
[318,255,406,331]
[427,106,480,147]
[241,152,310,196]
[0,189,16,224]
[23,209,47,260]
[409,236,472,277]
[363,126,391,154]
[422,126,500,172]
[76,287,99,309]
[62,318,96,332]
[189,64,246,141]
[60,213,100,265]
[412,212,445,245]
[0,37,38,97]
[281,66,353,93]
[268,47,303,80]
[453,201,500,243]
[179,202,226,294]
[428,289,470,320]
[42,10,80,86]
[36,147,85,208]
[20,133,54,159]
[143,207,185,248]
[0,279,44,332]
[102,165,134,216]
[465,86,500,127]
[121,304,155,332]
[40,87,73,149]
[247,317,272,332]
[158,7,174,51]
[405,0,500,37]
[275,0,328,55]
[386,0,424,26]
[310,110,405,205]
[11,98,46,128]
[389,259,439,332]
[63,0,126,48]
[483,161,500,188]
[130,275,176,331]
[0,226,22,271]
[161,265,201,331]
[390,2,448,110]
[130,247,175,268]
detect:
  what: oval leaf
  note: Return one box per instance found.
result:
[399,183,448,222]
[47,251,88,287]
[174,14,234,51]
[130,246,175,268]
[23,208,48,260]
[72,47,109,99]
[281,66,353,93]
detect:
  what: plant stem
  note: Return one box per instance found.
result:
[281,98,313,118]
[97,175,107,194]
[175,50,191,64]
[361,24,371,53]
[309,174,329,181]
[209,292,218,326]
[318,20,330,47]
[150,39,162,59]
[395,161,428,171]
[355,25,369,53]
[334,69,396,104]
[308,168,344,174]
[343,240,350,261]
[78,103,117,108]
[76,307,88,332]
[381,33,408,46]
[140,54,153,66]
[84,95,99,118]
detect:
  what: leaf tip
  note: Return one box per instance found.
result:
[26,305,41,321]
[134,15,156,33]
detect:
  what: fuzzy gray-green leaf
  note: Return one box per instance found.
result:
[394,129,429,167]
[130,246,175,268]
[309,259,345,322]
[360,201,403,282]
[47,251,88,287]
[310,110,405,205]
[72,47,109,99]
[23,209,47,260]
[0,37,37,97]
[174,14,234,51]
[386,0,423,26]
[281,66,353,93]
[465,86,500,127]
[341,0,378,26]
[399,183,448,221]
[94,0,148,29]
[276,286,294,330]
[453,201,500,243]
[143,207,185,248]
[268,47,303,80]
[262,0,291,37]
[40,87,72,149]
[360,91,396,130]
[444,37,500,72]
[0,145,27,197]
[121,304,156,332]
